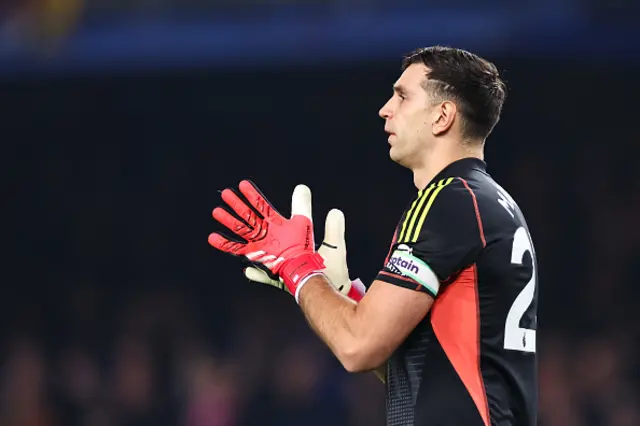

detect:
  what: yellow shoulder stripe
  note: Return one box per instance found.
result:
[397,187,424,243]
[398,177,454,244]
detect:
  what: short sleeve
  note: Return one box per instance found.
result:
[376,177,485,298]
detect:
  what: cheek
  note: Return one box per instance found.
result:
[410,111,431,135]
[395,105,427,136]
[400,111,422,135]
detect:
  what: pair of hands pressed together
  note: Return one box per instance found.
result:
[208,180,365,303]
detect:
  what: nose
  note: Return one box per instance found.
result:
[379,99,392,119]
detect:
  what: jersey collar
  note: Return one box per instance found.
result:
[428,157,487,186]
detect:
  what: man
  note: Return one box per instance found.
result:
[209,46,538,426]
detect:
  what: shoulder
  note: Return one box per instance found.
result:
[396,176,482,246]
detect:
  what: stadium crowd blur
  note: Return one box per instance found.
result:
[2,0,640,51]
[2,1,639,426]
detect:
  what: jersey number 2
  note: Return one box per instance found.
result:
[504,227,536,353]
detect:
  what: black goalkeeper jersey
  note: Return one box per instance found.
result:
[376,158,538,426]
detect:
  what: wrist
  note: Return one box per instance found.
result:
[294,271,326,304]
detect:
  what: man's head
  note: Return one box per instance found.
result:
[379,46,507,169]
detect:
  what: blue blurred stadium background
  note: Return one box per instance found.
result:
[1,1,639,426]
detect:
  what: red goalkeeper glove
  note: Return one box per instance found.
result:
[208,180,325,299]
[244,208,365,302]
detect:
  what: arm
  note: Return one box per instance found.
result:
[297,176,485,373]
[298,275,433,372]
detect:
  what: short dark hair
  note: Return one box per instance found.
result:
[402,46,507,141]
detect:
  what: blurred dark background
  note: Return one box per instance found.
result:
[1,1,639,426]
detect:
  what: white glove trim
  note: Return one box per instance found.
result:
[294,272,327,304]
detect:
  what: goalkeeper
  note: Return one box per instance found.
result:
[208,46,538,426]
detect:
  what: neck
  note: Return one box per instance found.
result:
[412,143,483,190]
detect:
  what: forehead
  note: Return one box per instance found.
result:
[395,63,429,90]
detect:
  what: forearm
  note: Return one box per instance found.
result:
[298,275,376,372]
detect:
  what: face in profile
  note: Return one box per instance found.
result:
[379,63,437,169]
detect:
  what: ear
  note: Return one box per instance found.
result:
[432,101,457,136]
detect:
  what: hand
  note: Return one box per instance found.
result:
[208,180,325,299]
[245,209,365,302]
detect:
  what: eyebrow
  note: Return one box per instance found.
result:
[393,85,408,95]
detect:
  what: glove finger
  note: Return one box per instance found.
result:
[322,208,345,248]
[244,266,276,284]
[291,184,313,222]
[212,207,253,238]
[208,232,247,255]
[244,267,290,293]
[221,188,264,229]
[239,180,284,222]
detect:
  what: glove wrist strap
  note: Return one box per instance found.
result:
[279,252,326,298]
